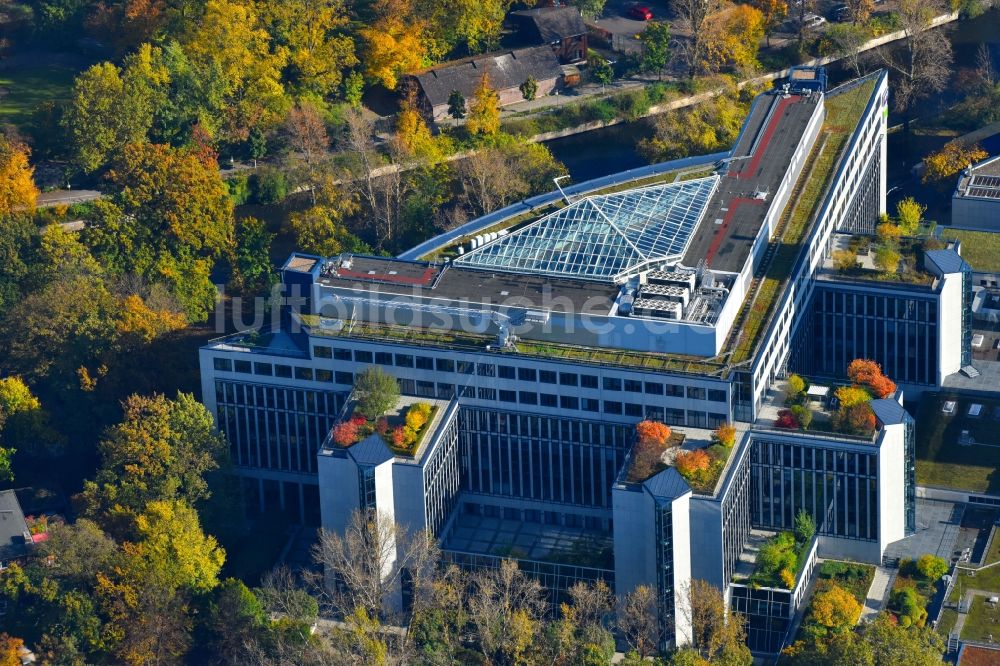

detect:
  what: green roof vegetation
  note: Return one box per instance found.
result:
[915,392,1000,494]
[301,315,729,376]
[828,235,937,286]
[728,78,879,364]
[940,228,1000,273]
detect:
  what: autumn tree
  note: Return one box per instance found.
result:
[915,554,948,581]
[846,0,876,23]
[705,3,766,74]
[360,0,428,90]
[466,73,501,138]
[811,584,863,630]
[183,0,289,144]
[281,102,330,203]
[395,93,442,161]
[421,0,512,56]
[686,578,752,664]
[753,0,788,46]
[617,585,659,658]
[922,140,988,184]
[0,634,23,666]
[861,611,945,664]
[637,420,672,445]
[255,0,358,98]
[94,142,234,320]
[0,134,38,215]
[63,62,157,173]
[639,87,747,161]
[80,392,227,531]
[467,559,547,664]
[675,0,722,77]
[289,203,369,257]
[456,140,566,216]
[881,0,953,132]
[640,21,672,79]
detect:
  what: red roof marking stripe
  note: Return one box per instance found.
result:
[734,95,801,181]
[335,267,438,286]
[704,197,764,266]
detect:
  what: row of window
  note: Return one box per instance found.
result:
[219,348,728,403]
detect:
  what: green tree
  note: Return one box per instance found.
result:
[201,578,266,660]
[344,71,365,108]
[129,499,225,592]
[570,0,607,19]
[896,197,925,235]
[860,611,945,665]
[520,75,538,101]
[794,509,816,543]
[915,554,948,581]
[874,246,901,273]
[232,216,275,293]
[81,392,227,529]
[448,90,467,119]
[590,56,614,90]
[353,367,400,420]
[63,62,155,173]
[640,21,672,79]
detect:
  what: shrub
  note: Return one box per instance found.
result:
[390,426,407,448]
[331,420,360,447]
[227,173,251,205]
[790,405,813,429]
[712,423,737,448]
[375,417,389,435]
[794,509,816,543]
[780,568,796,589]
[775,410,798,429]
[837,402,877,435]
[636,420,672,445]
[915,554,948,582]
[832,249,857,272]
[787,374,806,397]
[891,585,928,627]
[835,385,871,408]
[675,449,710,477]
[405,402,432,431]
[874,246,901,273]
[252,168,289,204]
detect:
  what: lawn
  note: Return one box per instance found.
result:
[0,63,79,129]
[940,229,1000,273]
[915,392,1000,493]
[961,595,1000,642]
[790,560,875,642]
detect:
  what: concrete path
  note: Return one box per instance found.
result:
[36,189,101,208]
[860,566,897,622]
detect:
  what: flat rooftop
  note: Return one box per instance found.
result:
[955,155,1000,201]
[682,91,821,273]
[316,256,619,314]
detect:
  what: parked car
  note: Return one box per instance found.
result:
[628,4,654,20]
[803,12,827,28]
[829,3,852,21]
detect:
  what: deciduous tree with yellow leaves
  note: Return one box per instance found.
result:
[922,140,988,185]
[0,134,37,215]
[466,73,501,138]
[360,0,428,90]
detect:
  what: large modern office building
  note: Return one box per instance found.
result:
[200,69,970,652]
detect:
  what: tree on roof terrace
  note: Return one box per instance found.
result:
[354,367,400,420]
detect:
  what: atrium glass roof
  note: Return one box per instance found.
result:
[454,176,719,281]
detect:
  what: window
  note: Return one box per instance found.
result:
[518,367,537,381]
[665,408,685,425]
[478,387,497,400]
[687,387,707,400]
[603,401,622,414]
[436,383,453,399]
[540,393,558,407]
[294,367,313,381]
[400,378,415,394]
[436,358,455,372]
[539,370,557,384]
[457,361,474,374]
[687,410,707,427]
[354,350,373,363]
[316,369,333,382]
[395,354,414,368]
[644,382,664,395]
[708,412,727,428]
[500,390,517,403]
[375,352,393,365]
[335,371,353,385]
[625,402,643,417]
[603,377,622,391]
[313,345,333,359]
[580,374,598,389]
[234,360,252,374]
[333,348,352,361]
[624,379,642,393]
[254,362,272,375]
[665,384,684,397]
[560,395,579,409]
[519,391,538,405]
[416,356,434,370]
[498,365,516,379]
[559,372,578,386]
[416,380,435,397]
[275,364,292,378]
[582,398,600,412]
[477,363,496,377]
[708,389,727,403]
[213,358,232,371]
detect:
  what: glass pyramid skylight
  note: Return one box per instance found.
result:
[454,176,719,281]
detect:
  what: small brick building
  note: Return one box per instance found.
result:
[510,6,588,64]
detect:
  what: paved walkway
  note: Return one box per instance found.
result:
[860,566,897,622]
